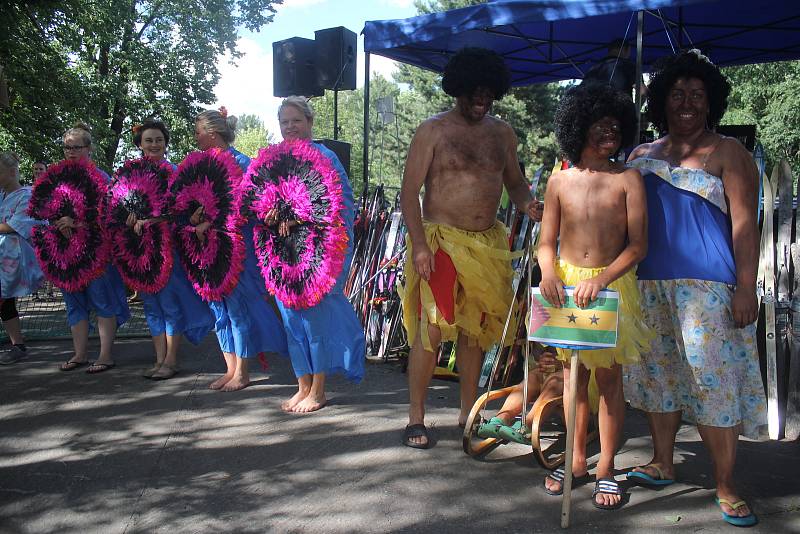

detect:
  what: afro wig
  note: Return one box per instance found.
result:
[646,49,731,134]
[442,47,511,100]
[554,82,637,163]
[133,118,170,148]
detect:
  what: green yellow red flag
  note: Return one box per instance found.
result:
[528,288,619,349]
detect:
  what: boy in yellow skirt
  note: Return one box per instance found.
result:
[537,83,652,510]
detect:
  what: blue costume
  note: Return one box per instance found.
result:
[61,169,130,328]
[623,157,767,439]
[140,162,215,344]
[0,187,44,298]
[208,148,287,358]
[276,143,365,382]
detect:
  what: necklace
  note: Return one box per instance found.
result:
[663,130,713,167]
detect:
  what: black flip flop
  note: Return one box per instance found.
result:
[543,467,591,496]
[592,478,626,510]
[403,424,431,449]
[60,360,88,372]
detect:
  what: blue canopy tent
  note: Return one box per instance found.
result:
[359,0,800,190]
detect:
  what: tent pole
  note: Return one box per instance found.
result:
[363,52,371,196]
[635,10,644,141]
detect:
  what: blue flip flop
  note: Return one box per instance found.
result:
[716,498,758,527]
[626,465,675,486]
[477,417,505,439]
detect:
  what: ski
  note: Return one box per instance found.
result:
[785,158,800,440]
[776,160,792,439]
[761,165,779,439]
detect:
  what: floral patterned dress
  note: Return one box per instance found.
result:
[622,158,767,439]
[0,187,44,298]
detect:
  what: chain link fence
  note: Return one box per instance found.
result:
[1,281,152,342]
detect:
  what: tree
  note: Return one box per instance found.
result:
[237,113,264,132]
[233,125,275,158]
[0,0,281,171]
[722,61,800,181]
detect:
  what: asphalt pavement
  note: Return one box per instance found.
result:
[1,336,798,533]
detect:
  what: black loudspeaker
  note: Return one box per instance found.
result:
[717,124,757,152]
[315,138,351,178]
[314,27,357,91]
[273,37,324,97]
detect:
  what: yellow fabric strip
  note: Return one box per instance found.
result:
[400,220,517,353]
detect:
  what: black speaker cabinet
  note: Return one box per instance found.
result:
[314,27,357,91]
[315,138,351,178]
[273,37,324,97]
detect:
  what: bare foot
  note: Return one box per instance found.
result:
[458,413,468,429]
[209,374,233,390]
[221,376,250,392]
[281,389,308,412]
[291,394,327,413]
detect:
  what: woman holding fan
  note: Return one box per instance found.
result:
[181,107,286,392]
[253,96,364,413]
[107,119,214,380]
[30,123,129,374]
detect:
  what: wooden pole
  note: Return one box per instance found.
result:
[560,348,581,528]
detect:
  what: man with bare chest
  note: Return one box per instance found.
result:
[400,48,541,449]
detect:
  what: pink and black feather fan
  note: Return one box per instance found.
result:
[170,148,245,302]
[240,139,347,309]
[27,159,111,292]
[107,158,174,293]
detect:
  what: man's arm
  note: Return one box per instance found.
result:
[501,125,541,221]
[720,138,760,327]
[400,120,437,281]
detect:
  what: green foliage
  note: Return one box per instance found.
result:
[0,0,280,172]
[234,126,274,159]
[722,61,800,181]
[237,113,264,132]
[310,77,396,194]
[231,113,274,158]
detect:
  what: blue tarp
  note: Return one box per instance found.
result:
[363,0,800,85]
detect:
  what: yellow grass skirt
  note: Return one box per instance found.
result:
[553,258,654,369]
[400,221,518,352]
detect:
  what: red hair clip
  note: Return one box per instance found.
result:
[218,106,228,118]
[132,124,142,135]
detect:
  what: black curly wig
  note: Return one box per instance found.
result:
[554,82,637,163]
[133,118,170,148]
[442,47,511,99]
[646,49,730,134]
